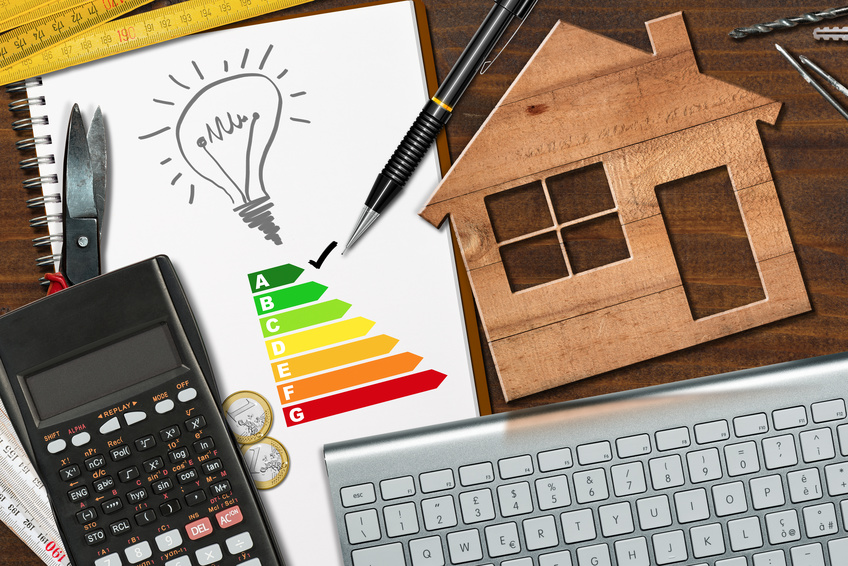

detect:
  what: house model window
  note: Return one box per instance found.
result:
[485,162,630,292]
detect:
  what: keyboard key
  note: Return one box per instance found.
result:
[827,538,848,565]
[127,488,148,504]
[499,455,533,479]
[345,509,380,544]
[459,462,494,486]
[751,474,785,509]
[824,463,848,495]
[712,481,747,516]
[93,476,115,493]
[420,469,455,493]
[110,444,131,461]
[383,502,419,537]
[637,495,672,530]
[577,543,611,566]
[541,550,574,566]
[765,510,801,544]
[60,464,80,481]
[655,427,690,451]
[210,480,231,496]
[561,508,596,543]
[812,399,846,422]
[523,515,558,550]
[800,428,835,462]
[409,535,444,565]
[143,456,165,473]
[95,553,121,566]
[734,413,769,437]
[503,559,533,566]
[85,529,106,546]
[616,434,651,458]
[674,488,709,523]
[573,468,608,503]
[691,523,725,557]
[728,516,763,550]
[447,529,483,563]
[160,500,182,516]
[484,522,521,557]
[101,497,123,514]
[118,465,140,482]
[381,476,415,500]
[216,506,244,529]
[135,509,156,526]
[538,447,573,472]
[724,441,760,476]
[577,441,612,465]
[652,530,687,564]
[186,489,207,506]
[459,488,496,524]
[599,501,634,536]
[790,543,824,566]
[536,475,570,510]
[615,537,649,566]
[185,415,207,432]
[754,550,786,566]
[125,541,152,564]
[203,459,223,475]
[76,507,97,525]
[351,543,403,566]
[421,495,457,530]
[803,503,838,538]
[169,446,190,463]
[134,435,156,451]
[611,462,647,496]
[160,424,180,440]
[773,406,807,430]
[694,420,729,444]
[152,478,173,494]
[68,486,89,503]
[85,454,106,471]
[498,482,533,517]
[763,434,798,470]
[649,455,684,490]
[340,483,376,507]
[687,448,722,483]
[788,468,823,502]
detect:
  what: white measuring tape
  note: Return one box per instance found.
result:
[0,401,70,566]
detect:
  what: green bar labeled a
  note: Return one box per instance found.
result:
[248,264,304,293]
[259,299,351,338]
[254,281,327,315]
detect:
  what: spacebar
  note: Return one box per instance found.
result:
[351,542,406,566]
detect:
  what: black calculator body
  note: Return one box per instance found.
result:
[0,256,285,566]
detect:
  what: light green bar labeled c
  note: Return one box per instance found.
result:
[265,317,375,360]
[259,299,352,338]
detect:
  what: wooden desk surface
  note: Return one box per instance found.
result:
[1,0,847,562]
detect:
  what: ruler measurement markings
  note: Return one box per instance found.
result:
[1,0,314,84]
[0,0,153,69]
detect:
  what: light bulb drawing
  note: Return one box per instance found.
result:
[139,45,311,245]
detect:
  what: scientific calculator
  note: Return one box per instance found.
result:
[0,256,284,566]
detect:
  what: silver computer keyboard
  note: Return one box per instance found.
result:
[324,352,848,566]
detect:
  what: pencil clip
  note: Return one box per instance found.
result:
[480,0,539,75]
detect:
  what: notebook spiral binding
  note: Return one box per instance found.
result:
[6,78,62,281]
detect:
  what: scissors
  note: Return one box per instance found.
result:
[44,104,106,294]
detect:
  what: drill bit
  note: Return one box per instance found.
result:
[775,44,848,121]
[730,6,848,39]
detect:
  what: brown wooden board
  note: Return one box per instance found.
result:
[421,13,810,400]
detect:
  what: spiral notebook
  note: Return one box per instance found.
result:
[3,1,489,564]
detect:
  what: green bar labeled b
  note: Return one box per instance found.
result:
[254,281,327,315]
[259,299,352,337]
[248,264,304,293]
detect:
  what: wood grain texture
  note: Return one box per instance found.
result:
[423,12,809,399]
[3,0,848,558]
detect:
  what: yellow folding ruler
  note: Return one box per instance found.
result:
[0,0,315,85]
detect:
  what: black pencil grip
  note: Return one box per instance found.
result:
[381,109,443,186]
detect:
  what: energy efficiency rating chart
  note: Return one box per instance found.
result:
[248,263,447,426]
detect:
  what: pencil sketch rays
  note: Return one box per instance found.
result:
[138,45,312,246]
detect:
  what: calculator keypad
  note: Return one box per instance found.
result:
[42,376,268,565]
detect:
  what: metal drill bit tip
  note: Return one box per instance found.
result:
[730,6,848,39]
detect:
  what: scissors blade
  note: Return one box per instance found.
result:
[87,105,106,235]
[62,103,100,285]
[64,104,97,219]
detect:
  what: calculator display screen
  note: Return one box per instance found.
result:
[24,324,182,421]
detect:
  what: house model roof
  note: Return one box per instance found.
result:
[421,12,778,226]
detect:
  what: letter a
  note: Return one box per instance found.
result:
[254,274,270,290]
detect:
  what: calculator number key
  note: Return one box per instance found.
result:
[125,541,152,564]
[156,529,184,551]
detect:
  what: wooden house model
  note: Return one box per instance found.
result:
[420,13,809,400]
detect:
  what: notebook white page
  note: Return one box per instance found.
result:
[31,2,479,563]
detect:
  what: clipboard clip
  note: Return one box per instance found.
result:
[480,0,539,75]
